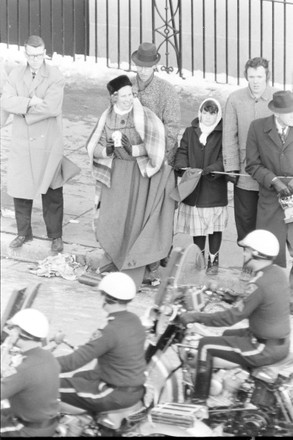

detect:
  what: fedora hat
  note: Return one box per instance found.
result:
[131,42,161,67]
[268,91,293,113]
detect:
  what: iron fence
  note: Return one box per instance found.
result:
[0,0,292,88]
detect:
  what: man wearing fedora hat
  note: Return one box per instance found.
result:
[246,90,293,297]
[131,42,181,167]
[131,42,181,275]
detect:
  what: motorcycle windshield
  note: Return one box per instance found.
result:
[173,243,206,289]
[1,283,55,342]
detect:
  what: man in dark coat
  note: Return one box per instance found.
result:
[245,90,293,297]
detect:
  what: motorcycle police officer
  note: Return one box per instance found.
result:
[57,272,147,414]
[179,229,291,403]
[1,309,60,437]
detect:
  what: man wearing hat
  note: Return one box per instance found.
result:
[131,42,181,167]
[131,42,180,273]
[246,90,293,297]
[57,273,146,417]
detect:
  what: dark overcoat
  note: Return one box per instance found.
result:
[1,62,65,199]
[173,118,227,207]
[246,115,293,267]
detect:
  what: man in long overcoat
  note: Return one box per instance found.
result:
[246,90,293,296]
[1,35,65,253]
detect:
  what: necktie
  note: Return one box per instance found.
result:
[280,127,287,144]
[32,72,36,80]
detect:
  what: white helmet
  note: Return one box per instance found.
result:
[10,308,49,339]
[239,229,280,260]
[98,272,136,301]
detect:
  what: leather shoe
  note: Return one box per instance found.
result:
[51,237,63,253]
[9,235,33,248]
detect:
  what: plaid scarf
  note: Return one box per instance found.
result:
[87,98,165,190]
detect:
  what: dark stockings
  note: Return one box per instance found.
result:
[193,232,222,255]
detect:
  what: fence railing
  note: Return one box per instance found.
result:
[1,0,292,88]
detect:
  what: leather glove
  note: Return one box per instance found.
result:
[225,170,239,184]
[178,311,200,326]
[271,178,291,197]
[121,133,132,155]
[106,141,114,156]
[202,166,216,178]
[113,147,127,159]
[287,178,293,193]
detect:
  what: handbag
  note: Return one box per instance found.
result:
[170,168,202,202]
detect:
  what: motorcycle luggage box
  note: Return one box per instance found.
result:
[150,402,208,428]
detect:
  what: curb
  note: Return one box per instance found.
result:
[0,231,103,268]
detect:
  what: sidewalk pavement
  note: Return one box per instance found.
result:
[4,72,292,292]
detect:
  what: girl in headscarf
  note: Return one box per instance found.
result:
[174,98,228,275]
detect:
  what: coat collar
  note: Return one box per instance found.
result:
[263,115,293,149]
[24,62,48,92]
[246,84,273,102]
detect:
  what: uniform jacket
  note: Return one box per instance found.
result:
[57,310,147,389]
[222,85,278,191]
[1,347,60,423]
[193,265,291,340]
[1,62,65,199]
[173,117,227,207]
[245,115,293,267]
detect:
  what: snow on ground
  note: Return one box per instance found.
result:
[1,42,291,102]
[1,42,242,102]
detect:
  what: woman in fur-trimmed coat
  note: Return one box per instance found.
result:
[87,75,175,289]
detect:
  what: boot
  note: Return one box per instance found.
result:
[192,360,212,403]
[206,253,219,275]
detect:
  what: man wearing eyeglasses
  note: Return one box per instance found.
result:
[1,35,65,253]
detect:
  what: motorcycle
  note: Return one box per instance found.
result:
[2,246,293,436]
[53,244,293,436]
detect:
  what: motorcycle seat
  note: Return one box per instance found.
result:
[97,400,144,430]
[252,351,293,381]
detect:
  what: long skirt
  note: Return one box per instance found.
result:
[95,159,175,285]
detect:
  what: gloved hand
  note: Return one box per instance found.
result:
[106,140,114,156]
[271,177,291,197]
[202,165,215,177]
[287,178,293,194]
[178,311,200,326]
[121,133,132,155]
[225,170,239,184]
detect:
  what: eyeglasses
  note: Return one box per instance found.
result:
[26,52,45,59]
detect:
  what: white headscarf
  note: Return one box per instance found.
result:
[198,98,222,146]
